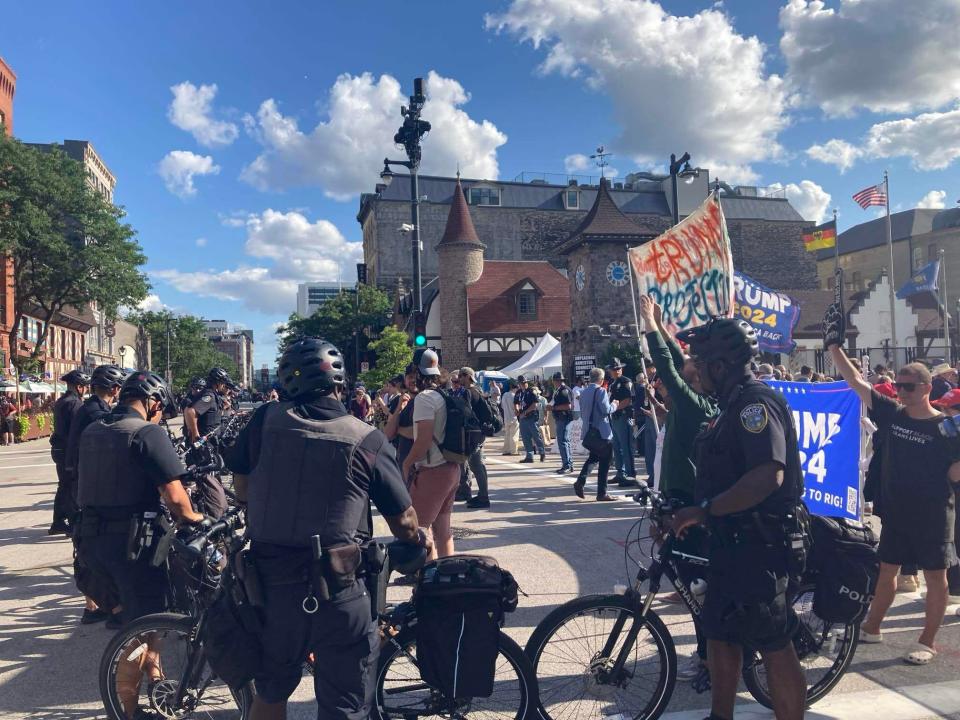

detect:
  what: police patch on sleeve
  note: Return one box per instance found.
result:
[739,403,768,433]
[201,394,213,403]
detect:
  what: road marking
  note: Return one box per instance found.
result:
[0,463,56,470]
[660,679,960,720]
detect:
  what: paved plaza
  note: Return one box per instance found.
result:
[2,435,960,719]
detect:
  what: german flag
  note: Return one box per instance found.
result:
[802,220,836,252]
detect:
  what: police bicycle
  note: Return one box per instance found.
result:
[98,507,253,720]
[524,484,859,720]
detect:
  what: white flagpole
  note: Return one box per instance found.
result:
[942,249,952,365]
[884,171,898,368]
[626,245,659,435]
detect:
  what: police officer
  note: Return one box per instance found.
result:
[49,369,91,534]
[223,337,426,720]
[180,376,206,412]
[671,318,806,720]
[606,357,638,486]
[183,367,233,442]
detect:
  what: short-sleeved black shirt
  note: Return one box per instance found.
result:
[609,376,633,402]
[552,385,573,421]
[869,391,960,538]
[111,405,187,489]
[51,391,83,450]
[223,395,411,521]
[66,394,112,474]
[190,391,223,435]
[516,388,540,420]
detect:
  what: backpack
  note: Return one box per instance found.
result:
[473,389,504,437]
[806,515,879,624]
[437,389,484,463]
[414,555,519,699]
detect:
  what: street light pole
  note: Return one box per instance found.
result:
[668,152,698,226]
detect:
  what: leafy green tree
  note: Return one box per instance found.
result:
[360,325,410,388]
[277,285,393,375]
[128,311,238,392]
[0,134,149,371]
[598,341,647,381]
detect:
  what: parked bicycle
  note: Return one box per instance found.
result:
[524,483,859,719]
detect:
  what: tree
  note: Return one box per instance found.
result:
[598,341,647,382]
[0,135,149,372]
[276,285,393,375]
[128,311,238,392]
[360,325,410,388]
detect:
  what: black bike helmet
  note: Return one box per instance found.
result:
[189,377,207,391]
[61,369,92,386]
[207,367,234,387]
[278,337,345,399]
[90,364,126,389]
[676,317,759,366]
[119,370,173,407]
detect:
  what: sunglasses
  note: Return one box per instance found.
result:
[893,381,924,392]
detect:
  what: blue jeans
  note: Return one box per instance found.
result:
[610,414,635,478]
[519,416,544,458]
[555,418,572,469]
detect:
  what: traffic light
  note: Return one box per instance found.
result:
[413,311,427,347]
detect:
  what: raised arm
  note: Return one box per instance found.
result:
[829,345,873,409]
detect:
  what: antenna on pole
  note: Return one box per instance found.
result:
[590,145,612,179]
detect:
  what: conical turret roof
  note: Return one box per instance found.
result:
[437,177,484,249]
[556,177,655,254]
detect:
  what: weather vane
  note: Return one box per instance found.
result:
[590,145,612,179]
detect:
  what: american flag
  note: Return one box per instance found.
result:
[852,183,887,209]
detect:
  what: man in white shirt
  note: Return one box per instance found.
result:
[572,378,584,421]
[501,382,520,455]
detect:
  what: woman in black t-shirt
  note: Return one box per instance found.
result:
[384,366,418,478]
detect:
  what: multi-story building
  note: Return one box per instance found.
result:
[16,308,92,382]
[0,57,16,380]
[27,139,116,202]
[296,282,347,317]
[204,320,255,388]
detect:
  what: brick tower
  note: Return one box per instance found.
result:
[436,176,485,371]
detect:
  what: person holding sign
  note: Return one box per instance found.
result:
[672,317,807,720]
[827,340,960,665]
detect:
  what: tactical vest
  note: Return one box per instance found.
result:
[77,415,155,509]
[51,392,82,450]
[197,392,223,435]
[247,402,377,548]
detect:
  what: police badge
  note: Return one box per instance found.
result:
[740,403,768,433]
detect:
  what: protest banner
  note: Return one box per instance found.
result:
[766,381,862,519]
[733,271,801,354]
[628,192,734,335]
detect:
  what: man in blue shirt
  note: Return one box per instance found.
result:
[573,368,616,501]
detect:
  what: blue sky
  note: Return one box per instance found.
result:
[5,0,959,368]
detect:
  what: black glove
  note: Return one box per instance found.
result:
[822,267,846,350]
[183,515,213,531]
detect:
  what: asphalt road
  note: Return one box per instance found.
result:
[2,433,960,718]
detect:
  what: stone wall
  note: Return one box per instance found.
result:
[727,219,818,291]
[437,242,483,371]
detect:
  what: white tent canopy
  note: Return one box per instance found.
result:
[499,333,562,379]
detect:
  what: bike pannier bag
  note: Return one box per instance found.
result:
[807,515,879,624]
[414,555,518,699]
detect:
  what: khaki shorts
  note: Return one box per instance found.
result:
[410,462,460,527]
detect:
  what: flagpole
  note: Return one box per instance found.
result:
[626,244,660,436]
[884,170,898,368]
[942,249,952,365]
[832,208,839,272]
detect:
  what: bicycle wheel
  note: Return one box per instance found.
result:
[525,594,676,720]
[374,628,534,719]
[99,612,252,720]
[742,585,859,709]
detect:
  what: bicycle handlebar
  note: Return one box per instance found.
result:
[176,507,245,560]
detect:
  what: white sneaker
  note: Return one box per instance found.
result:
[677,653,704,681]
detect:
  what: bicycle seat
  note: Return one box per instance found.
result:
[387,541,427,576]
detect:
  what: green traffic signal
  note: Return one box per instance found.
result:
[414,334,427,346]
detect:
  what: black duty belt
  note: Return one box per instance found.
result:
[78,516,133,537]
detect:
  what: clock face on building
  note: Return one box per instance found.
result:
[575,265,585,291]
[606,260,629,287]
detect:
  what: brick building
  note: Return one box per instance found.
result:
[203,320,255,388]
[15,308,92,383]
[0,57,15,379]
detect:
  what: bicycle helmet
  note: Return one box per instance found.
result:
[189,377,207,392]
[278,336,345,399]
[207,367,234,387]
[119,370,173,407]
[61,369,92,386]
[90,364,126,389]
[676,317,759,366]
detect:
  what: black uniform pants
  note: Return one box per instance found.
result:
[52,458,77,527]
[81,532,167,624]
[251,545,378,719]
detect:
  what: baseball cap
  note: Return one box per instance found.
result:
[516,375,527,383]
[417,349,441,376]
[933,388,960,409]
[873,381,898,399]
[458,367,475,380]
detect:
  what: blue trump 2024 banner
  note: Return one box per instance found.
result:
[766,381,862,519]
[734,272,801,354]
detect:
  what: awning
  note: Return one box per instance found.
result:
[20,380,56,394]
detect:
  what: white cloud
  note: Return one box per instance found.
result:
[917,190,947,210]
[487,0,788,180]
[764,180,832,223]
[158,150,220,198]
[704,162,760,187]
[564,153,618,178]
[241,71,507,199]
[805,139,862,173]
[780,0,960,116]
[153,267,297,315]
[195,237,208,247]
[138,294,168,312]
[168,82,239,147]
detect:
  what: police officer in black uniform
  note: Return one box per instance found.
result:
[183,367,233,442]
[607,357,638,486]
[49,369,91,534]
[180,377,206,412]
[672,318,806,720]
[223,337,425,720]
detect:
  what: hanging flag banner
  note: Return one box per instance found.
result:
[766,381,862,519]
[896,259,940,299]
[802,219,836,252]
[628,192,734,335]
[733,271,801,354]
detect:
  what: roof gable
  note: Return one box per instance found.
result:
[557,178,656,254]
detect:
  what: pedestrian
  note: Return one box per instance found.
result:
[573,367,616,502]
[49,369,91,535]
[794,365,813,383]
[551,372,574,475]
[932,389,960,604]
[222,337,427,720]
[0,393,17,445]
[501,381,520,455]
[456,367,492,509]
[349,386,371,422]
[931,363,958,402]
[402,349,462,559]
[489,378,502,406]
[535,385,552,446]
[384,364,418,472]
[515,375,546,463]
[607,357,638,487]
[829,344,960,665]
[572,377,584,421]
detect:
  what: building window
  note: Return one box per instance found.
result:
[468,186,501,206]
[71,333,76,360]
[851,271,862,291]
[565,189,579,210]
[517,291,537,320]
[929,244,939,262]
[912,245,923,271]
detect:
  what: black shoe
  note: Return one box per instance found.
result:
[105,614,123,631]
[539,453,546,462]
[80,608,109,625]
[466,496,490,509]
[455,490,471,502]
[596,495,617,502]
[47,523,69,536]
[519,457,534,463]
[555,467,569,474]
[573,480,585,499]
[612,476,627,485]
[617,478,640,488]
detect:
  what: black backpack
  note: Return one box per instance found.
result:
[473,389,504,437]
[438,389,485,463]
[414,555,519,699]
[806,515,879,624]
